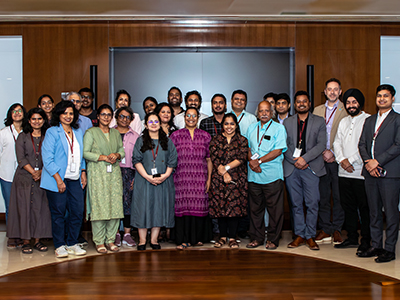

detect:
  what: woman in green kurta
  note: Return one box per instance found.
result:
[83,104,125,253]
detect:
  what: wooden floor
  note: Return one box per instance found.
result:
[0,249,399,299]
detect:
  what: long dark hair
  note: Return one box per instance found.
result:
[141,113,169,153]
[37,94,54,107]
[4,103,26,127]
[23,108,49,135]
[155,102,177,134]
[50,101,79,129]
[222,113,241,135]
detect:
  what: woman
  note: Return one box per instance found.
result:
[170,108,212,250]
[7,108,52,254]
[40,101,87,258]
[113,106,139,248]
[143,96,158,115]
[132,113,177,250]
[209,113,248,248]
[155,102,177,136]
[37,94,55,121]
[83,104,125,253]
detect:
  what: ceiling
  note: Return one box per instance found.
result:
[2,0,400,22]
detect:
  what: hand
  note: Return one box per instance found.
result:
[369,168,380,177]
[81,172,87,189]
[223,172,232,184]
[217,165,227,176]
[107,153,118,164]
[130,179,134,191]
[153,173,169,185]
[294,156,308,169]
[31,170,42,181]
[323,149,335,163]
[205,179,211,193]
[365,159,379,173]
[249,159,262,173]
[340,159,355,173]
[57,181,66,193]
[146,175,159,186]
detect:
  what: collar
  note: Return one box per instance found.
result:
[378,109,392,118]
[325,100,339,110]
[259,119,273,129]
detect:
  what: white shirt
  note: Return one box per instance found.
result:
[64,131,81,180]
[0,125,21,182]
[333,111,370,179]
[109,111,142,135]
[372,109,391,159]
[174,111,209,129]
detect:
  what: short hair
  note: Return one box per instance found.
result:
[231,89,247,101]
[211,93,227,104]
[115,106,134,122]
[185,107,200,118]
[50,101,79,129]
[294,90,310,101]
[263,92,278,101]
[184,90,202,106]
[23,107,49,135]
[325,78,341,89]
[37,94,54,107]
[168,86,182,99]
[65,91,82,101]
[221,112,240,135]
[4,103,26,127]
[276,93,290,103]
[376,84,396,96]
[78,87,94,99]
[142,96,158,111]
[97,104,113,117]
[115,89,131,107]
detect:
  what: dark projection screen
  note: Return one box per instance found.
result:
[111,48,294,119]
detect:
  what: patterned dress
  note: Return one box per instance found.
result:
[208,133,248,218]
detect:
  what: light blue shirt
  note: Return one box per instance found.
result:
[245,120,287,184]
[324,101,339,149]
[78,114,93,136]
[230,110,257,136]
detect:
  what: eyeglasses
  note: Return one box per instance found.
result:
[148,120,159,125]
[70,99,81,104]
[185,114,198,119]
[81,95,92,99]
[12,109,22,114]
[118,115,131,120]
[100,113,112,118]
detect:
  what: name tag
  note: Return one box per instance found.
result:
[107,165,112,173]
[293,148,302,158]
[121,157,126,164]
[251,153,260,160]
[151,168,158,175]
[70,162,76,173]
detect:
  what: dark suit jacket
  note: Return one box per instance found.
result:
[283,112,327,177]
[358,109,400,178]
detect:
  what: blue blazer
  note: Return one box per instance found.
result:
[40,124,86,192]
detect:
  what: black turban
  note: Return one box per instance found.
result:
[343,88,365,108]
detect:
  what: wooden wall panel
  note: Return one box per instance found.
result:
[0,24,22,35]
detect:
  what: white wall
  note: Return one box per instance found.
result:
[381,36,400,112]
[0,36,23,213]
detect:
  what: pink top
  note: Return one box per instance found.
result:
[115,127,140,169]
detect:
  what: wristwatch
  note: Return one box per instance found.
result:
[258,159,262,164]
[225,165,231,171]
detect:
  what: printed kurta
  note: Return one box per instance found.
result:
[170,128,211,217]
[83,127,125,221]
[208,133,248,218]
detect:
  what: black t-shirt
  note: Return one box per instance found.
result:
[83,109,98,127]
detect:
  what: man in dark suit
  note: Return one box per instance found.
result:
[358,84,400,263]
[283,91,326,250]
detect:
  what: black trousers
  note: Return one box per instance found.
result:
[218,217,239,239]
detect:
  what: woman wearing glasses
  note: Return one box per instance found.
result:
[170,108,212,250]
[83,104,125,253]
[113,107,139,247]
[131,113,177,250]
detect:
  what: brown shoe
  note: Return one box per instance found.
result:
[315,230,331,244]
[333,230,343,245]
[287,236,306,248]
[306,238,320,250]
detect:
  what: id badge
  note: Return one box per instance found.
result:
[121,157,126,164]
[293,148,302,158]
[251,153,260,160]
[34,167,39,171]
[151,168,158,175]
[107,165,112,173]
[70,162,76,173]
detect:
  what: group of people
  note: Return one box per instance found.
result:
[1,80,399,264]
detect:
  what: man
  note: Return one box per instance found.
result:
[108,89,142,135]
[174,90,208,129]
[245,101,287,249]
[284,91,326,251]
[358,84,400,263]
[230,89,257,135]
[168,86,184,117]
[66,91,93,134]
[263,92,278,122]
[313,78,347,244]
[332,88,371,253]
[78,87,98,127]
[199,94,227,137]
[276,93,291,124]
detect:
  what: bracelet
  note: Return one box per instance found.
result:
[81,170,86,173]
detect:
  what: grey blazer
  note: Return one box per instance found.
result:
[283,113,327,177]
[358,109,400,179]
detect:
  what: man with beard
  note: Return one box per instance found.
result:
[79,87,97,127]
[174,90,208,129]
[200,94,227,137]
[284,91,326,251]
[168,86,184,117]
[230,89,257,135]
[314,78,347,245]
[358,84,400,263]
[332,88,371,253]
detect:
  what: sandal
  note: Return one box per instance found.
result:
[176,243,191,250]
[22,244,33,254]
[33,242,48,252]
[106,243,119,252]
[229,239,239,249]
[246,240,261,248]
[265,241,277,250]
[96,245,107,254]
[7,239,17,250]
[194,242,204,247]
[214,238,227,248]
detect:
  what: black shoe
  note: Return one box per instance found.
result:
[137,244,146,251]
[357,247,384,258]
[334,239,359,249]
[150,243,161,250]
[375,250,396,263]
[357,240,371,254]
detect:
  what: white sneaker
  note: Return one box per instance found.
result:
[55,245,69,258]
[66,244,87,256]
